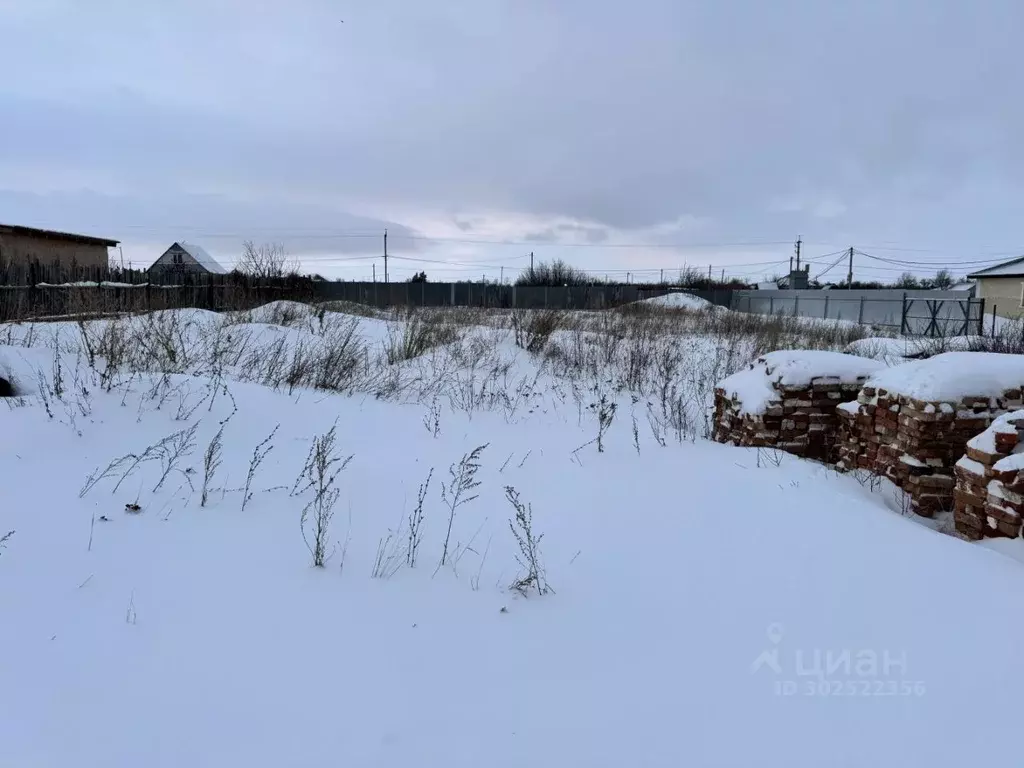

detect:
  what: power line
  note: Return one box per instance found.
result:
[854,249,1016,268]
[812,252,848,281]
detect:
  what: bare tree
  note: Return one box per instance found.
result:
[238,241,299,279]
[893,272,920,289]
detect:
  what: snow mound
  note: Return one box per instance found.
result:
[867,352,1024,402]
[717,350,884,415]
[0,346,58,396]
[638,292,716,311]
[242,300,315,326]
[846,336,985,364]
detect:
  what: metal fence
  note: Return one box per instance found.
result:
[731,289,985,337]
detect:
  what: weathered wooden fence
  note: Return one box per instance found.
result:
[0,263,318,323]
[0,261,735,322]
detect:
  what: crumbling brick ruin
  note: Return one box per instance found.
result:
[953,413,1024,540]
[716,350,1024,542]
[713,351,882,462]
[835,387,1001,517]
[713,379,864,461]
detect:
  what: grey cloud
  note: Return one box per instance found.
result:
[1,0,1023,252]
[522,230,558,244]
[0,188,416,265]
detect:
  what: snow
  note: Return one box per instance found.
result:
[637,292,716,311]
[866,352,1024,402]
[845,336,986,365]
[994,452,1024,473]
[899,453,928,468]
[34,281,145,289]
[717,350,884,415]
[956,456,986,477]
[987,480,1022,506]
[179,242,228,274]
[978,535,1024,564]
[966,410,1024,456]
[0,346,56,396]
[238,299,318,324]
[5,304,1024,766]
[967,257,1024,278]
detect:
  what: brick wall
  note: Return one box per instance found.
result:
[836,386,1023,518]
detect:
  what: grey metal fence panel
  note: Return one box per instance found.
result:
[731,289,983,336]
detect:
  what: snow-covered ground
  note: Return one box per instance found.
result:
[3,302,1024,767]
[845,335,987,365]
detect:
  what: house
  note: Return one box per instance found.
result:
[148,242,228,279]
[967,258,1024,318]
[0,223,119,271]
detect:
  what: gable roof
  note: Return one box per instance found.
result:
[0,223,119,247]
[967,255,1024,279]
[178,242,227,274]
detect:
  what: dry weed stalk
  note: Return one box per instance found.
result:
[438,444,488,570]
[297,426,353,567]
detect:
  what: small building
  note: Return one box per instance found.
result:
[148,242,228,279]
[967,258,1024,318]
[0,223,119,271]
[950,280,975,295]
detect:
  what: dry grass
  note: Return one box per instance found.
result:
[385,313,462,364]
[0,299,917,443]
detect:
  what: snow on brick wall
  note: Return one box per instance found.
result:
[835,353,1024,520]
[713,351,882,462]
[953,411,1024,540]
[717,351,1024,530]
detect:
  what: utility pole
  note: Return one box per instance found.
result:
[500,266,504,284]
[660,268,664,284]
[530,251,534,279]
[708,264,712,280]
[794,235,802,271]
[383,229,389,284]
[721,268,725,282]
[372,263,376,283]
[847,247,854,287]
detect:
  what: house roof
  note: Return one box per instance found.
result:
[967,256,1024,279]
[178,242,228,274]
[0,223,119,247]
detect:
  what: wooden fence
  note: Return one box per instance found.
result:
[0,263,317,323]
[0,261,735,323]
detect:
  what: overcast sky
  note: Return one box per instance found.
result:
[2,0,1022,282]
